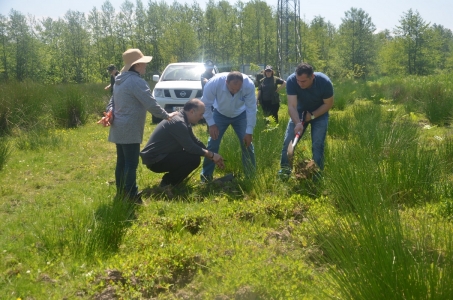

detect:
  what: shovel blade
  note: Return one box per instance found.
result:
[287,134,300,161]
[287,140,295,159]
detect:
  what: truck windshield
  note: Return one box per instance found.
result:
[162,65,205,81]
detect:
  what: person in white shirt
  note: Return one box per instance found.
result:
[201,71,257,181]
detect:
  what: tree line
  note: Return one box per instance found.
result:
[1,0,452,84]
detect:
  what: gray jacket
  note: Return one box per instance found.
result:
[108,71,169,144]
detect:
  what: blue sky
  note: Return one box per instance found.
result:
[0,0,451,32]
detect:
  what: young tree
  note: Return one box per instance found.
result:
[116,0,135,53]
[0,15,10,81]
[242,0,274,67]
[304,16,336,73]
[160,2,199,62]
[146,1,170,73]
[9,10,33,81]
[394,9,430,75]
[64,11,90,83]
[87,7,108,81]
[134,0,147,53]
[426,24,453,72]
[100,1,117,65]
[336,7,376,78]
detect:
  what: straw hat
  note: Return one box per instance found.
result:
[121,49,152,72]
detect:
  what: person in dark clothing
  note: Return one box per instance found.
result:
[140,98,225,187]
[257,65,286,123]
[201,60,216,129]
[105,64,119,94]
[201,60,215,93]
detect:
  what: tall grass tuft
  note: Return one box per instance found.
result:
[0,107,11,136]
[326,111,349,140]
[0,80,52,132]
[326,101,444,206]
[31,198,136,260]
[15,128,63,151]
[314,197,453,299]
[0,137,12,171]
[52,86,88,128]
[316,98,453,298]
[332,80,358,110]
[0,82,108,136]
[369,74,453,125]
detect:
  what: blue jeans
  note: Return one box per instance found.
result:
[115,143,140,197]
[280,112,329,170]
[202,110,256,179]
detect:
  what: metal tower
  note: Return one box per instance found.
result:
[277,0,302,79]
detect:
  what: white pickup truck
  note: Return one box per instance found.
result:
[151,62,219,123]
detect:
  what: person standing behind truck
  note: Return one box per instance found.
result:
[105,64,119,94]
[257,65,286,123]
[201,60,216,93]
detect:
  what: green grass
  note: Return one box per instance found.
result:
[1,77,453,299]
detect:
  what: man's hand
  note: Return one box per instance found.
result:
[209,125,219,140]
[212,153,225,169]
[243,134,253,148]
[104,85,110,90]
[97,111,113,127]
[294,122,304,135]
[167,111,178,119]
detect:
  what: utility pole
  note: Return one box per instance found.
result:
[277,0,302,79]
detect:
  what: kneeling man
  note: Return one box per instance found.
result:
[140,98,225,187]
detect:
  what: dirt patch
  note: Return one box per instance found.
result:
[141,186,175,199]
[93,286,117,300]
[38,273,57,284]
[92,269,125,300]
[234,285,259,300]
[293,159,319,180]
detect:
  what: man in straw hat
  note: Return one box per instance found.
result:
[98,49,177,203]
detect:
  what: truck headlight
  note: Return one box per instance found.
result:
[153,89,164,98]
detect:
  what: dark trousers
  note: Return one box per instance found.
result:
[147,151,201,185]
[115,143,140,197]
[261,101,280,123]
